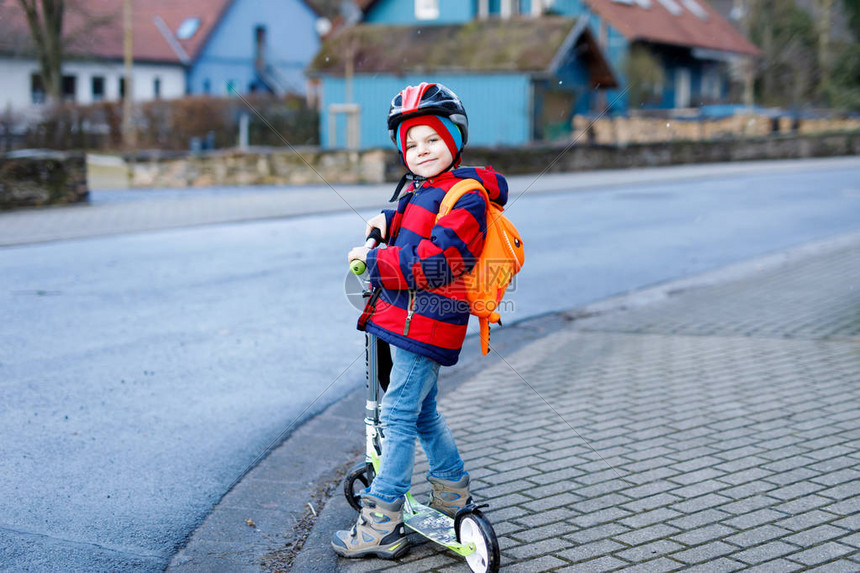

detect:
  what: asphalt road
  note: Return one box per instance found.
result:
[1,159,859,571]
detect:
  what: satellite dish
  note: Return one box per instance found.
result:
[315,17,332,36]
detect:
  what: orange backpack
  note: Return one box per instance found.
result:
[436,179,525,355]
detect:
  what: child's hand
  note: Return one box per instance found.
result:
[366,213,387,240]
[348,246,370,265]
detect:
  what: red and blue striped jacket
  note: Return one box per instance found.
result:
[362,166,509,366]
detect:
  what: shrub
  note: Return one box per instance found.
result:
[8,95,318,152]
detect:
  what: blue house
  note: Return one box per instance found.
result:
[183,0,338,97]
[310,0,761,150]
[308,1,617,149]
[541,0,761,112]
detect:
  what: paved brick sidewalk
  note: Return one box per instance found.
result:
[319,237,860,572]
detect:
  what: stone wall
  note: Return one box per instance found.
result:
[127,148,388,188]
[117,131,860,189]
[0,150,88,209]
[466,132,860,176]
[573,114,860,146]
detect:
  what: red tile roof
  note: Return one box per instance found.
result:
[0,0,234,64]
[583,0,761,57]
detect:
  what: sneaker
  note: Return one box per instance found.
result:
[428,474,472,517]
[331,493,409,559]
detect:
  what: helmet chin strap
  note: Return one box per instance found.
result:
[388,150,462,203]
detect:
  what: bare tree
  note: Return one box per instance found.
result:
[816,0,834,100]
[17,0,65,105]
[750,0,819,107]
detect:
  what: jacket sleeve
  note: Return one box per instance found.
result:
[367,190,487,291]
[382,209,395,239]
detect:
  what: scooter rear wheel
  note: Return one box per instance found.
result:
[343,462,374,512]
[456,510,500,573]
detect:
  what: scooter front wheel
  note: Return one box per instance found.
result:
[343,462,375,512]
[456,510,500,573]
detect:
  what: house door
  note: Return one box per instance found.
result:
[536,88,576,142]
[675,67,691,108]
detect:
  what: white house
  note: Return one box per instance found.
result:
[0,0,201,115]
[0,0,343,116]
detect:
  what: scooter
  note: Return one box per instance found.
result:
[345,230,500,573]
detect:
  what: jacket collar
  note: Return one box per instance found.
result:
[388,170,458,202]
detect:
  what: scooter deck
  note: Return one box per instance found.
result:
[403,501,457,547]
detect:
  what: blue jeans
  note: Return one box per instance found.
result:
[370,346,466,503]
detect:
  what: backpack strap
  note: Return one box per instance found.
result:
[436,178,490,222]
[436,179,494,355]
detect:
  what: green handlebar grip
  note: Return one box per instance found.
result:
[350,259,367,275]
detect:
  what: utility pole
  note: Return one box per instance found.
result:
[122,0,136,148]
[743,0,755,108]
[731,0,755,108]
[817,0,834,103]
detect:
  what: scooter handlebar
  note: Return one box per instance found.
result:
[350,227,385,275]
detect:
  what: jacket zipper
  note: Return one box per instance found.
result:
[402,181,422,337]
[404,290,416,336]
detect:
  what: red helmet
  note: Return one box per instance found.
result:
[388,83,469,146]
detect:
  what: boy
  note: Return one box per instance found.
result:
[334,82,509,560]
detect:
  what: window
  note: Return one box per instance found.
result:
[255,25,267,69]
[531,0,556,14]
[226,80,237,96]
[119,77,126,99]
[153,77,162,99]
[415,0,439,20]
[701,65,722,100]
[656,0,682,15]
[681,0,708,20]
[29,74,77,103]
[62,75,77,102]
[92,76,105,101]
[203,78,211,94]
[176,17,200,40]
[31,74,46,104]
[675,67,691,108]
[611,0,653,10]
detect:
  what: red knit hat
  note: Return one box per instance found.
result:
[397,114,464,172]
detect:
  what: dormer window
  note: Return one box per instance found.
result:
[530,0,555,16]
[656,0,682,15]
[177,17,201,40]
[681,0,709,20]
[480,0,518,19]
[415,0,439,20]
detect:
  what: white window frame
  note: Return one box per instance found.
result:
[681,0,709,20]
[415,0,439,20]
[657,0,682,15]
[701,64,722,100]
[675,67,691,108]
[92,76,105,102]
[31,73,46,105]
